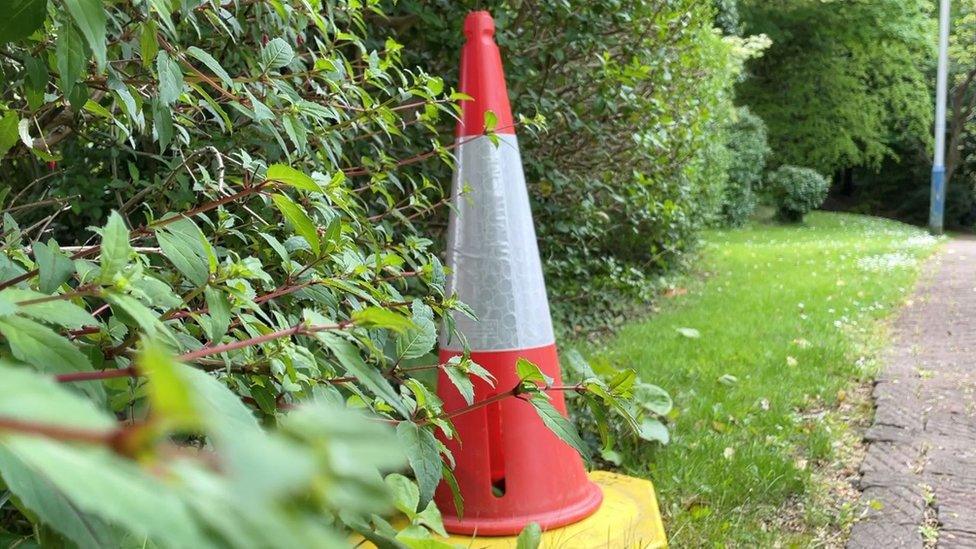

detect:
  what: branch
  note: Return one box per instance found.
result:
[177,320,353,362]
[417,383,584,425]
[0,182,270,292]
[0,416,117,446]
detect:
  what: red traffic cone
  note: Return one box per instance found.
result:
[434,11,603,536]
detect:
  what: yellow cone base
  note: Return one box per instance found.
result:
[358,471,667,548]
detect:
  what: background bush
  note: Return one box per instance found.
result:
[390,0,759,332]
[767,165,830,222]
[719,107,770,227]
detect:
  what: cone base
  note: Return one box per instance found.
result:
[354,471,667,548]
[441,476,602,536]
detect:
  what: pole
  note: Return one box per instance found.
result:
[930,0,950,235]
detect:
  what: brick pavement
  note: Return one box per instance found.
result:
[849,238,976,548]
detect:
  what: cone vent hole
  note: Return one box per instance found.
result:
[486,396,506,497]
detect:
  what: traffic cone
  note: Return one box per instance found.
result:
[432,12,668,545]
[434,11,602,536]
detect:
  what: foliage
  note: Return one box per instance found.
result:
[390,0,749,331]
[0,0,651,546]
[562,350,673,463]
[586,212,939,546]
[767,165,830,222]
[840,2,976,230]
[713,0,742,36]
[718,106,770,227]
[738,0,933,176]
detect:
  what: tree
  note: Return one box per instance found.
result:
[944,3,976,190]
[738,0,933,177]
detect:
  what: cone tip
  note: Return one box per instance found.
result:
[464,11,496,40]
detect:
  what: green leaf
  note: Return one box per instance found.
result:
[562,349,596,381]
[152,99,173,150]
[440,463,463,518]
[156,216,212,286]
[516,522,542,549]
[443,358,474,406]
[0,363,120,547]
[139,21,158,68]
[271,193,320,256]
[186,46,233,89]
[0,439,207,547]
[528,393,588,458]
[98,211,133,283]
[0,288,96,329]
[637,417,670,444]
[483,109,498,133]
[62,0,105,69]
[0,294,15,317]
[34,239,75,293]
[516,357,552,386]
[104,293,175,344]
[633,382,673,416]
[0,316,103,402]
[0,361,113,427]
[395,300,437,361]
[177,363,260,434]
[319,333,409,418]
[467,359,496,386]
[0,111,20,159]
[156,51,184,106]
[55,23,86,96]
[384,473,419,518]
[260,38,294,70]
[607,369,637,394]
[203,286,231,341]
[396,422,441,509]
[0,0,46,44]
[0,448,120,547]
[717,373,738,386]
[415,501,448,538]
[266,164,320,192]
[66,81,89,112]
[351,307,414,333]
[136,340,199,430]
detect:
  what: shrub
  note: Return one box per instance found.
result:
[391,1,747,331]
[767,165,830,222]
[0,1,658,546]
[719,107,770,227]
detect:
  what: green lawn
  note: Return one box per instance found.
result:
[581,212,941,546]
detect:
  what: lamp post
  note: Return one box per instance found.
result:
[930,0,951,235]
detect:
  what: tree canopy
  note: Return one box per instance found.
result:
[738,0,933,175]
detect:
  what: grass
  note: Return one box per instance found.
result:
[579,212,942,546]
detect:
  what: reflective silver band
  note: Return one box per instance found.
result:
[440,135,556,352]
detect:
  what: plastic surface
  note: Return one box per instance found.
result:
[439,134,554,352]
[436,345,602,535]
[435,11,602,536]
[456,11,515,137]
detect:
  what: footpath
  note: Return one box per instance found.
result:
[849,238,976,548]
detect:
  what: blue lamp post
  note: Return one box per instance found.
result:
[930,0,951,235]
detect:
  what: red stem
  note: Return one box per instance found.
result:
[177,320,350,362]
[0,416,116,445]
[55,367,137,383]
[418,383,583,425]
[0,183,269,292]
